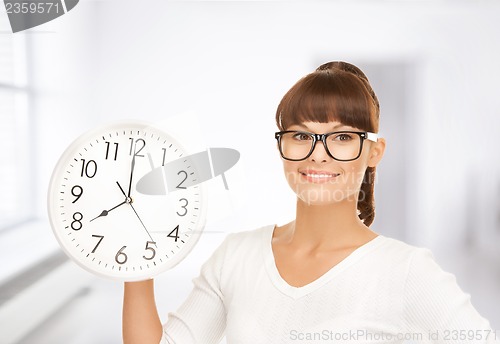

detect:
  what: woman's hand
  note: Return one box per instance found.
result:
[123,279,163,344]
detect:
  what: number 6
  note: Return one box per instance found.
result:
[115,246,128,264]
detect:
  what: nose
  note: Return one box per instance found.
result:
[308,138,331,162]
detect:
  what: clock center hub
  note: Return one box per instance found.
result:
[126,197,133,204]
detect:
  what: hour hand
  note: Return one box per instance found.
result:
[90,199,127,222]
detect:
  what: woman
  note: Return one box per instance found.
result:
[123,62,496,343]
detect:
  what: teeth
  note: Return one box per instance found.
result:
[304,173,336,178]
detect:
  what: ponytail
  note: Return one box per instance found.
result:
[358,166,376,226]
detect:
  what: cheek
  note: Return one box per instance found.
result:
[282,161,300,189]
[342,148,372,186]
[342,163,367,188]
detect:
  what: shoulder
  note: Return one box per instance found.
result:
[378,235,423,252]
[378,236,443,276]
[223,224,273,244]
[372,235,430,266]
[362,235,443,286]
[201,224,273,288]
[204,224,273,266]
[376,237,465,298]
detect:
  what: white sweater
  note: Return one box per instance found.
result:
[160,224,497,343]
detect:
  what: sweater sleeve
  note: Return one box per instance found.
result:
[159,234,232,344]
[404,247,498,343]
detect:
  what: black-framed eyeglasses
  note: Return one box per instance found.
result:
[274,130,378,162]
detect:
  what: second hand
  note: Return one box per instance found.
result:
[116,181,156,244]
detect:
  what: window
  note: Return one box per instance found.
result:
[0,16,32,229]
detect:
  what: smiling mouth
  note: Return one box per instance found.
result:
[300,171,340,182]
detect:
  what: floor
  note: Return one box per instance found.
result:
[15,246,500,344]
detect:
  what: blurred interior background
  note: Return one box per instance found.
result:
[0,1,499,343]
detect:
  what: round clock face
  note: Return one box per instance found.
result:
[47,120,206,281]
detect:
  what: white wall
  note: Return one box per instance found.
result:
[36,0,500,249]
[30,0,500,330]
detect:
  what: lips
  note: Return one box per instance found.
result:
[299,170,340,183]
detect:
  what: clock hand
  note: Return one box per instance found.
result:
[116,181,156,245]
[129,203,156,244]
[90,182,131,222]
[117,181,128,199]
[127,154,136,198]
[89,199,127,222]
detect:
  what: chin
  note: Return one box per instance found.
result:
[293,185,358,206]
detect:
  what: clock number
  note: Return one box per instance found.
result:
[143,241,156,260]
[91,235,104,253]
[129,138,146,157]
[161,147,167,166]
[71,185,83,203]
[115,246,128,264]
[176,198,188,216]
[167,225,180,242]
[176,170,188,189]
[80,159,97,178]
[71,212,83,231]
[105,141,119,160]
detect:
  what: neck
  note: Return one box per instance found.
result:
[283,195,373,250]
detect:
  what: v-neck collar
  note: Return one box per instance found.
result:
[262,224,386,299]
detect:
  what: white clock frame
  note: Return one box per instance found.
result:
[47,120,207,281]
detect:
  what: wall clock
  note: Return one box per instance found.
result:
[47,120,207,281]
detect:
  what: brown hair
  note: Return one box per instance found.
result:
[275,61,380,226]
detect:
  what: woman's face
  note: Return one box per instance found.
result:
[279,121,385,206]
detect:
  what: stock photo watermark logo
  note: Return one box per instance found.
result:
[289,328,499,342]
[4,0,79,33]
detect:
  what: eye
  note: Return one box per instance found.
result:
[331,133,354,142]
[292,132,312,141]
